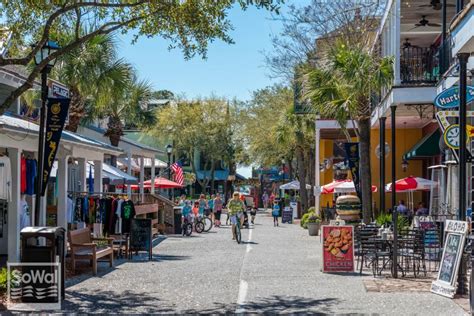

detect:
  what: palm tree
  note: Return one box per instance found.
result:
[304,42,393,223]
[96,76,154,146]
[53,32,132,132]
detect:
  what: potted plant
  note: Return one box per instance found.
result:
[307,215,321,236]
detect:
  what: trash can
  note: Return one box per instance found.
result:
[20,227,66,302]
[174,207,182,234]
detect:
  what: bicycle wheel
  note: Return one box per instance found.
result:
[195,221,205,233]
[235,223,242,244]
[204,217,213,232]
[185,223,193,236]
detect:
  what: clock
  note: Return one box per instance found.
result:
[443,124,467,150]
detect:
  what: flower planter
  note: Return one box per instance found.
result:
[307,222,320,236]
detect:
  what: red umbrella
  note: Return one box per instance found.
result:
[321,179,377,194]
[385,176,437,192]
[128,177,183,190]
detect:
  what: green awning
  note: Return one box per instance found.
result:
[403,129,441,160]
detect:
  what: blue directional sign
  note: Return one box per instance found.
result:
[434,86,474,109]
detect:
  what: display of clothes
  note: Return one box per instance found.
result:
[21,157,37,195]
[20,197,30,229]
[72,195,136,235]
[0,155,12,202]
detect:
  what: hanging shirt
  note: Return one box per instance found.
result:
[21,156,27,194]
[67,197,74,223]
[74,197,83,222]
[25,159,37,195]
[0,156,12,202]
[115,199,124,234]
[121,200,136,234]
[20,199,30,229]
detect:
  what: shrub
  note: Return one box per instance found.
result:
[307,215,321,224]
[376,213,392,227]
[301,212,311,228]
[306,207,316,214]
[0,267,15,293]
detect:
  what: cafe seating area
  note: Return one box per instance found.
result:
[354,223,442,278]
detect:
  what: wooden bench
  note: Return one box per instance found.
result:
[68,228,114,275]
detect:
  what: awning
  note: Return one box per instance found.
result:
[127,177,183,190]
[403,130,441,160]
[280,180,300,190]
[196,170,229,181]
[51,161,137,185]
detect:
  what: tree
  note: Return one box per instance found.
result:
[0,0,281,112]
[53,32,133,132]
[304,43,393,223]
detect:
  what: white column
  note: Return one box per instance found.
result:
[150,157,156,195]
[314,121,321,216]
[139,156,145,203]
[93,160,103,193]
[8,148,21,262]
[393,0,401,85]
[77,158,87,193]
[57,155,69,230]
[126,152,132,199]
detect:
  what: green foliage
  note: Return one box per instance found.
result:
[0,267,14,293]
[375,213,410,233]
[306,207,316,214]
[301,212,319,229]
[307,215,321,224]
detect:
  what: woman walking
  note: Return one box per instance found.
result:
[262,192,269,210]
[213,193,223,227]
[272,200,280,227]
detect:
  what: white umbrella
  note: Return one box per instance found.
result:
[279,180,300,190]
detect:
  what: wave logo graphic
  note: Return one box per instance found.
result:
[7,261,62,311]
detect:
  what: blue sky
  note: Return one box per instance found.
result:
[118,3,291,101]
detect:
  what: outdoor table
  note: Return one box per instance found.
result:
[371,237,412,276]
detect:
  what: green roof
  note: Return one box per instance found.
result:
[403,129,441,160]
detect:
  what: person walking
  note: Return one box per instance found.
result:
[198,194,208,217]
[269,192,276,206]
[262,192,269,210]
[208,194,215,223]
[213,193,223,227]
[272,200,280,227]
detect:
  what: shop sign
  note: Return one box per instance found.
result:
[282,207,292,224]
[41,97,71,195]
[431,220,468,298]
[434,86,474,109]
[49,81,69,99]
[344,143,360,199]
[322,225,354,273]
[290,201,298,219]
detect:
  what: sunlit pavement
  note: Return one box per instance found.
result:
[63,210,465,314]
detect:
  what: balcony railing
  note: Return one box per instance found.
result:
[437,35,454,77]
[400,46,439,85]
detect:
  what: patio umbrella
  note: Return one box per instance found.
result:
[129,177,184,190]
[385,176,437,192]
[321,179,377,194]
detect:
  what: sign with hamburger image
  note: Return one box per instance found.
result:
[322,225,355,272]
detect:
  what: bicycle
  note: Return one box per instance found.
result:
[232,213,242,244]
[194,215,205,233]
[182,216,193,236]
[203,213,213,232]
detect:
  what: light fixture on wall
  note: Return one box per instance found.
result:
[401,122,409,172]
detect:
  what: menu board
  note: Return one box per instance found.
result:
[282,207,292,224]
[431,220,468,298]
[322,225,354,273]
[129,218,152,260]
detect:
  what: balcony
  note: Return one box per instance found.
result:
[400,46,439,85]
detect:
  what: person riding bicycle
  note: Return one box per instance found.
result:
[181,200,193,225]
[227,192,245,240]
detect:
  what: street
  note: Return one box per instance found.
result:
[63,210,465,314]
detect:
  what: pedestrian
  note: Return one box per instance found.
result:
[178,194,186,206]
[198,194,207,217]
[262,192,269,210]
[208,194,215,223]
[415,202,429,217]
[269,192,276,206]
[214,193,223,227]
[272,201,280,227]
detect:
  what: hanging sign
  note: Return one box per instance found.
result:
[434,85,474,109]
[431,220,468,298]
[322,225,354,272]
[436,111,474,163]
[41,97,71,195]
[344,143,360,199]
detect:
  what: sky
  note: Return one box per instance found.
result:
[118,3,290,102]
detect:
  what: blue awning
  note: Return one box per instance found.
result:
[196,170,229,181]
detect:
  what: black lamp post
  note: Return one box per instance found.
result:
[281,158,285,181]
[166,144,173,180]
[32,40,59,226]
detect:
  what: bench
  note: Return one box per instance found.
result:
[68,228,114,275]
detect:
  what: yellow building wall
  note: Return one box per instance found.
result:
[370,128,424,213]
[317,128,425,214]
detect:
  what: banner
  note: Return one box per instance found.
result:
[322,225,354,272]
[41,97,71,195]
[344,142,360,198]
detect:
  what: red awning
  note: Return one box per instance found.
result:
[124,177,184,190]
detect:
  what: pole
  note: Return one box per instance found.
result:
[441,0,447,74]
[391,105,398,278]
[315,123,320,216]
[34,70,48,226]
[457,52,469,296]
[167,153,171,199]
[379,117,386,214]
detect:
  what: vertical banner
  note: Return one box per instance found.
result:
[41,97,71,195]
[322,225,354,272]
[344,142,360,198]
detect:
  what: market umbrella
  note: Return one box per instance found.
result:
[129,177,184,190]
[385,176,437,192]
[321,179,377,194]
[279,180,300,190]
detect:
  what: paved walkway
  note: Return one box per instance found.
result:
[63,210,466,314]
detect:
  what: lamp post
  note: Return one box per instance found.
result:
[166,144,173,199]
[281,158,285,181]
[32,40,59,226]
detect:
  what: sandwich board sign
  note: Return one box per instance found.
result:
[431,220,468,298]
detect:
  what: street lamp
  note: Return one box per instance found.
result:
[166,144,173,180]
[32,40,59,226]
[281,158,285,181]
[401,159,409,172]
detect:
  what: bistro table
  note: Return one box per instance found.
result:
[372,237,413,276]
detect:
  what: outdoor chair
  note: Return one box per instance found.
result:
[355,226,380,276]
[398,229,426,277]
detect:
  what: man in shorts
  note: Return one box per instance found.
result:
[227,192,245,240]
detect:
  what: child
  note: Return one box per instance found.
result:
[272,201,280,227]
